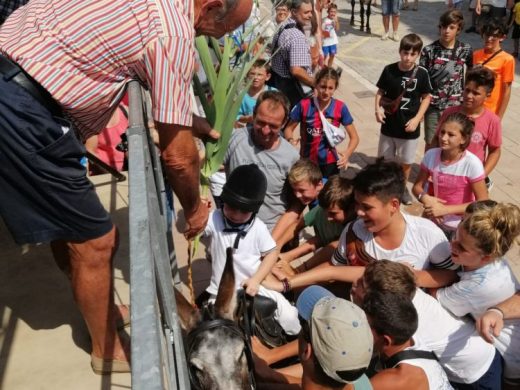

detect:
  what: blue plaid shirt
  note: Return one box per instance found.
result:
[0,0,28,24]
[271,17,312,79]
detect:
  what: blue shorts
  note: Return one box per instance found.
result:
[381,0,401,15]
[322,44,337,56]
[0,72,113,244]
[450,348,503,390]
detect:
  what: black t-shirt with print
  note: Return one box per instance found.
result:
[376,62,432,140]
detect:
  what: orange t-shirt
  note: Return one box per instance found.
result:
[473,49,515,114]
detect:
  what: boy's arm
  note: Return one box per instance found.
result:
[287,263,365,291]
[374,89,386,124]
[414,269,458,288]
[275,216,306,249]
[272,208,305,245]
[244,249,279,296]
[405,93,431,132]
[483,146,501,176]
[476,292,520,343]
[412,168,429,200]
[279,237,320,263]
[496,82,512,119]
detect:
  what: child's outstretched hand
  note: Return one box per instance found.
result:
[242,278,260,296]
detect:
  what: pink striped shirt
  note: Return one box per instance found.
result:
[0,0,195,140]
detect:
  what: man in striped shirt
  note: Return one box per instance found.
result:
[0,0,252,374]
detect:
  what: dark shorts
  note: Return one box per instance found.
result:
[0,75,112,244]
[450,348,503,390]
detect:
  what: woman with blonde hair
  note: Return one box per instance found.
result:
[434,202,520,389]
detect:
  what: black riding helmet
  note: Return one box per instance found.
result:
[221,164,267,213]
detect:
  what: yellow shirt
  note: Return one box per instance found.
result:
[515,3,520,25]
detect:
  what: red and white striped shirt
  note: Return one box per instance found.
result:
[0,0,195,140]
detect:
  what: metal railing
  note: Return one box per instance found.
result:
[127,81,190,390]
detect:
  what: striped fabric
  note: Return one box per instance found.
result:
[0,0,28,24]
[0,0,195,140]
[290,97,353,166]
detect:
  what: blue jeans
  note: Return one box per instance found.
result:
[381,0,401,15]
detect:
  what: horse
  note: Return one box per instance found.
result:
[350,0,373,34]
[175,247,256,390]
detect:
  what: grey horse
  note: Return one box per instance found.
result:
[176,248,255,390]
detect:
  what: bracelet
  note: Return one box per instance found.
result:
[282,278,292,293]
[487,307,504,319]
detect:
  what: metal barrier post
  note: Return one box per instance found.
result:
[127,81,190,390]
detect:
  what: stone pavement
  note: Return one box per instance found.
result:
[1,1,519,388]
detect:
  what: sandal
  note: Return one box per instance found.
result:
[91,355,131,375]
[116,304,131,330]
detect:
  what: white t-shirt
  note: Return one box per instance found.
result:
[203,210,276,295]
[437,260,520,379]
[321,17,338,47]
[399,348,454,390]
[332,213,454,270]
[412,289,497,384]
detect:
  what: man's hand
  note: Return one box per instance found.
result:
[192,115,220,141]
[184,199,210,240]
[476,310,504,343]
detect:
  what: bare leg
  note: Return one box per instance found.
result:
[51,226,129,362]
[328,54,335,68]
[382,15,390,32]
[392,15,400,34]
[401,163,412,183]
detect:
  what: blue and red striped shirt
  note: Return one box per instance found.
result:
[289,97,353,166]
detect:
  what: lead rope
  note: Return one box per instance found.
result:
[187,241,196,306]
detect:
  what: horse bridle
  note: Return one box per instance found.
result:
[186,293,256,390]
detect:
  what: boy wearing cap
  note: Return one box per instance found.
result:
[363,291,453,390]
[296,286,374,389]
[202,164,300,335]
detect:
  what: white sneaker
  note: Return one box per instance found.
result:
[392,31,400,41]
[381,32,389,41]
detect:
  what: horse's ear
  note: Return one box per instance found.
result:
[214,247,237,320]
[174,288,200,332]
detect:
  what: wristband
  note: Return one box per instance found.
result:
[487,307,504,318]
[282,278,291,293]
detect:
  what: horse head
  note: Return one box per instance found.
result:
[175,248,254,390]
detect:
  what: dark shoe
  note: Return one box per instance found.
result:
[401,188,413,205]
[336,66,343,79]
[485,176,494,191]
[465,26,477,33]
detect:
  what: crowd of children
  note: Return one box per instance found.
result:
[198,1,519,389]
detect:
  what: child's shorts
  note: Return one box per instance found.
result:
[513,23,520,40]
[377,133,419,165]
[381,0,401,16]
[322,44,337,56]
